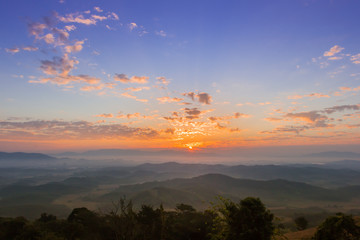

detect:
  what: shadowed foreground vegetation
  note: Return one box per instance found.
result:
[1,197,359,240]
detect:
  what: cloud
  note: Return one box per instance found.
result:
[164,128,175,134]
[264,117,283,122]
[0,120,159,139]
[323,104,360,114]
[155,30,167,37]
[333,86,360,96]
[39,54,78,76]
[64,40,85,53]
[80,85,103,91]
[109,12,119,20]
[197,92,212,105]
[95,113,113,118]
[184,108,202,119]
[92,15,107,21]
[57,13,97,25]
[261,125,310,134]
[94,6,103,12]
[28,22,48,39]
[5,46,39,53]
[52,28,70,42]
[288,93,330,99]
[323,45,344,57]
[208,112,250,124]
[328,56,343,60]
[285,111,327,123]
[156,76,170,85]
[64,25,76,31]
[157,97,184,103]
[5,48,20,53]
[351,53,360,64]
[258,102,272,106]
[267,104,360,134]
[183,92,196,101]
[114,74,149,84]
[124,87,150,92]
[22,46,38,51]
[128,22,137,31]
[234,112,250,118]
[345,124,360,129]
[121,92,137,99]
[117,112,141,119]
[42,33,55,44]
[121,92,148,103]
[34,74,101,86]
[30,54,101,86]
[182,92,212,104]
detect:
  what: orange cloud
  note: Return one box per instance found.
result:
[114,74,149,84]
[157,97,184,103]
[323,45,344,57]
[156,76,170,85]
[95,113,114,118]
[121,92,148,103]
[288,93,330,99]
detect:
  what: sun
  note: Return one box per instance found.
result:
[188,146,193,150]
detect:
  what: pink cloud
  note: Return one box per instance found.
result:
[157,97,184,103]
[323,45,344,57]
[114,74,149,84]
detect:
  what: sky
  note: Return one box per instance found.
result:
[1,0,360,153]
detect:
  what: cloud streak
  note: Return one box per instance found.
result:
[114,74,149,84]
[0,120,159,140]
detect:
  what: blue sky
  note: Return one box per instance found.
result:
[1,0,360,152]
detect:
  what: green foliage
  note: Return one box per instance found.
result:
[313,213,360,240]
[210,196,275,240]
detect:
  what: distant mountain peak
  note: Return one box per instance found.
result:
[0,152,55,160]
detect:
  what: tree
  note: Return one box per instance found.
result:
[211,197,274,240]
[294,216,308,230]
[313,213,360,240]
[136,204,163,240]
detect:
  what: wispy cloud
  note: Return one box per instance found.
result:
[57,12,97,25]
[94,6,103,13]
[323,104,360,114]
[288,92,330,99]
[95,113,114,118]
[157,97,184,103]
[22,46,38,51]
[121,92,148,103]
[183,92,212,105]
[124,87,150,92]
[114,74,149,84]
[156,76,170,85]
[351,53,360,64]
[155,30,167,37]
[5,48,20,53]
[128,22,137,31]
[0,120,159,140]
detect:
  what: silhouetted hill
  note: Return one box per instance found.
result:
[0,152,55,161]
[303,151,360,159]
[100,173,360,209]
[128,162,360,188]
